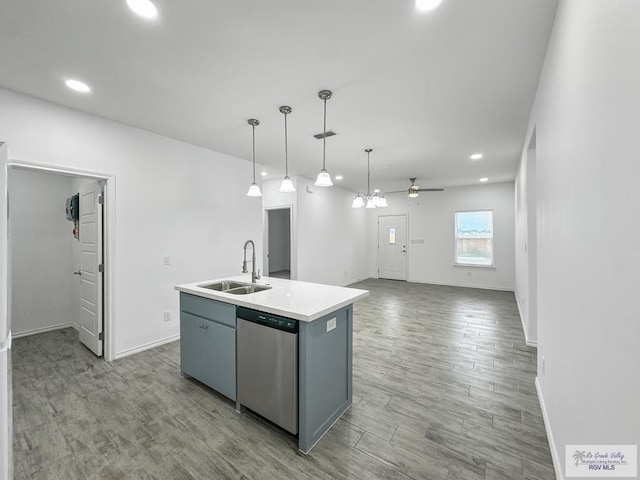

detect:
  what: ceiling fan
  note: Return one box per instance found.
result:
[388,178,444,198]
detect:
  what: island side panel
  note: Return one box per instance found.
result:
[298,305,353,453]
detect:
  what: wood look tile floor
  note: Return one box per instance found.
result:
[12,279,555,479]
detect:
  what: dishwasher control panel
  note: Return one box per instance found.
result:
[236,306,298,333]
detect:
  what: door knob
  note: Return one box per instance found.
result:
[73,271,81,275]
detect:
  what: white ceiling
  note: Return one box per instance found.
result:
[0,0,557,193]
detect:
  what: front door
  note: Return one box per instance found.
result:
[79,181,104,356]
[378,215,407,281]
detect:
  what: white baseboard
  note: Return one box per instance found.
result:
[12,323,76,339]
[515,295,538,347]
[340,277,367,287]
[536,377,564,480]
[114,334,180,360]
[405,278,515,293]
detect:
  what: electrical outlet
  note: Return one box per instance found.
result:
[542,356,546,375]
[344,270,348,276]
[467,271,472,277]
[163,255,171,265]
[164,311,171,322]
[327,318,336,332]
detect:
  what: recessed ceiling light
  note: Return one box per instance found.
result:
[65,79,91,93]
[470,153,483,160]
[373,189,380,193]
[261,171,267,177]
[335,175,343,180]
[479,177,489,182]
[415,0,443,12]
[126,0,158,19]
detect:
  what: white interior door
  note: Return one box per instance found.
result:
[0,143,12,479]
[79,181,103,356]
[378,215,407,281]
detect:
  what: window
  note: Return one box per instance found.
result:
[389,228,396,244]
[455,210,494,266]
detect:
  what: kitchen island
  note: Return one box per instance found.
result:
[175,275,368,453]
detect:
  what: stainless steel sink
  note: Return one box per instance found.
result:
[199,280,247,291]
[198,280,271,294]
[225,284,272,295]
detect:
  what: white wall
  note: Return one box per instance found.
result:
[9,169,76,336]
[296,177,369,286]
[524,1,640,477]
[0,88,263,357]
[263,176,369,287]
[368,182,515,291]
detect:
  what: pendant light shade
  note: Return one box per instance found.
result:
[315,170,333,187]
[352,148,389,209]
[279,176,295,193]
[247,183,262,196]
[352,195,365,208]
[314,90,333,187]
[278,105,296,193]
[246,119,262,197]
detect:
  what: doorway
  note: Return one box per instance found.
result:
[378,215,408,280]
[9,168,106,356]
[265,207,292,279]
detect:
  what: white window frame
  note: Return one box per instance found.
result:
[454,210,495,267]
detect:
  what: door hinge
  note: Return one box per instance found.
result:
[98,332,104,341]
[98,264,104,273]
[98,194,104,205]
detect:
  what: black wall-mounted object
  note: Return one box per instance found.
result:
[65,193,79,222]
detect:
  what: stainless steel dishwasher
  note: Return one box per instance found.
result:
[236,306,298,434]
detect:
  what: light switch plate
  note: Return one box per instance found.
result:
[327,318,336,332]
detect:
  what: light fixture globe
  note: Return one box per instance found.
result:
[365,197,376,209]
[279,176,296,193]
[352,195,365,209]
[247,183,262,197]
[377,195,388,207]
[315,169,333,187]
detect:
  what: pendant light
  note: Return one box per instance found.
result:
[246,119,262,197]
[278,106,296,193]
[314,89,333,187]
[352,148,388,209]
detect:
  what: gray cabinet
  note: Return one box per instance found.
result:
[180,293,236,401]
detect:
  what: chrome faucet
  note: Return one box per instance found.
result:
[242,239,261,283]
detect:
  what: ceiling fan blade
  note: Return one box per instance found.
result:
[385,188,445,193]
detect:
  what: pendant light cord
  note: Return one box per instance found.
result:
[284,112,289,176]
[252,124,256,183]
[367,150,371,196]
[322,97,327,170]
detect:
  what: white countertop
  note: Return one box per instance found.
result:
[174,274,369,322]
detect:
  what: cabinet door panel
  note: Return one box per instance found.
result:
[180,312,236,400]
[180,293,236,328]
